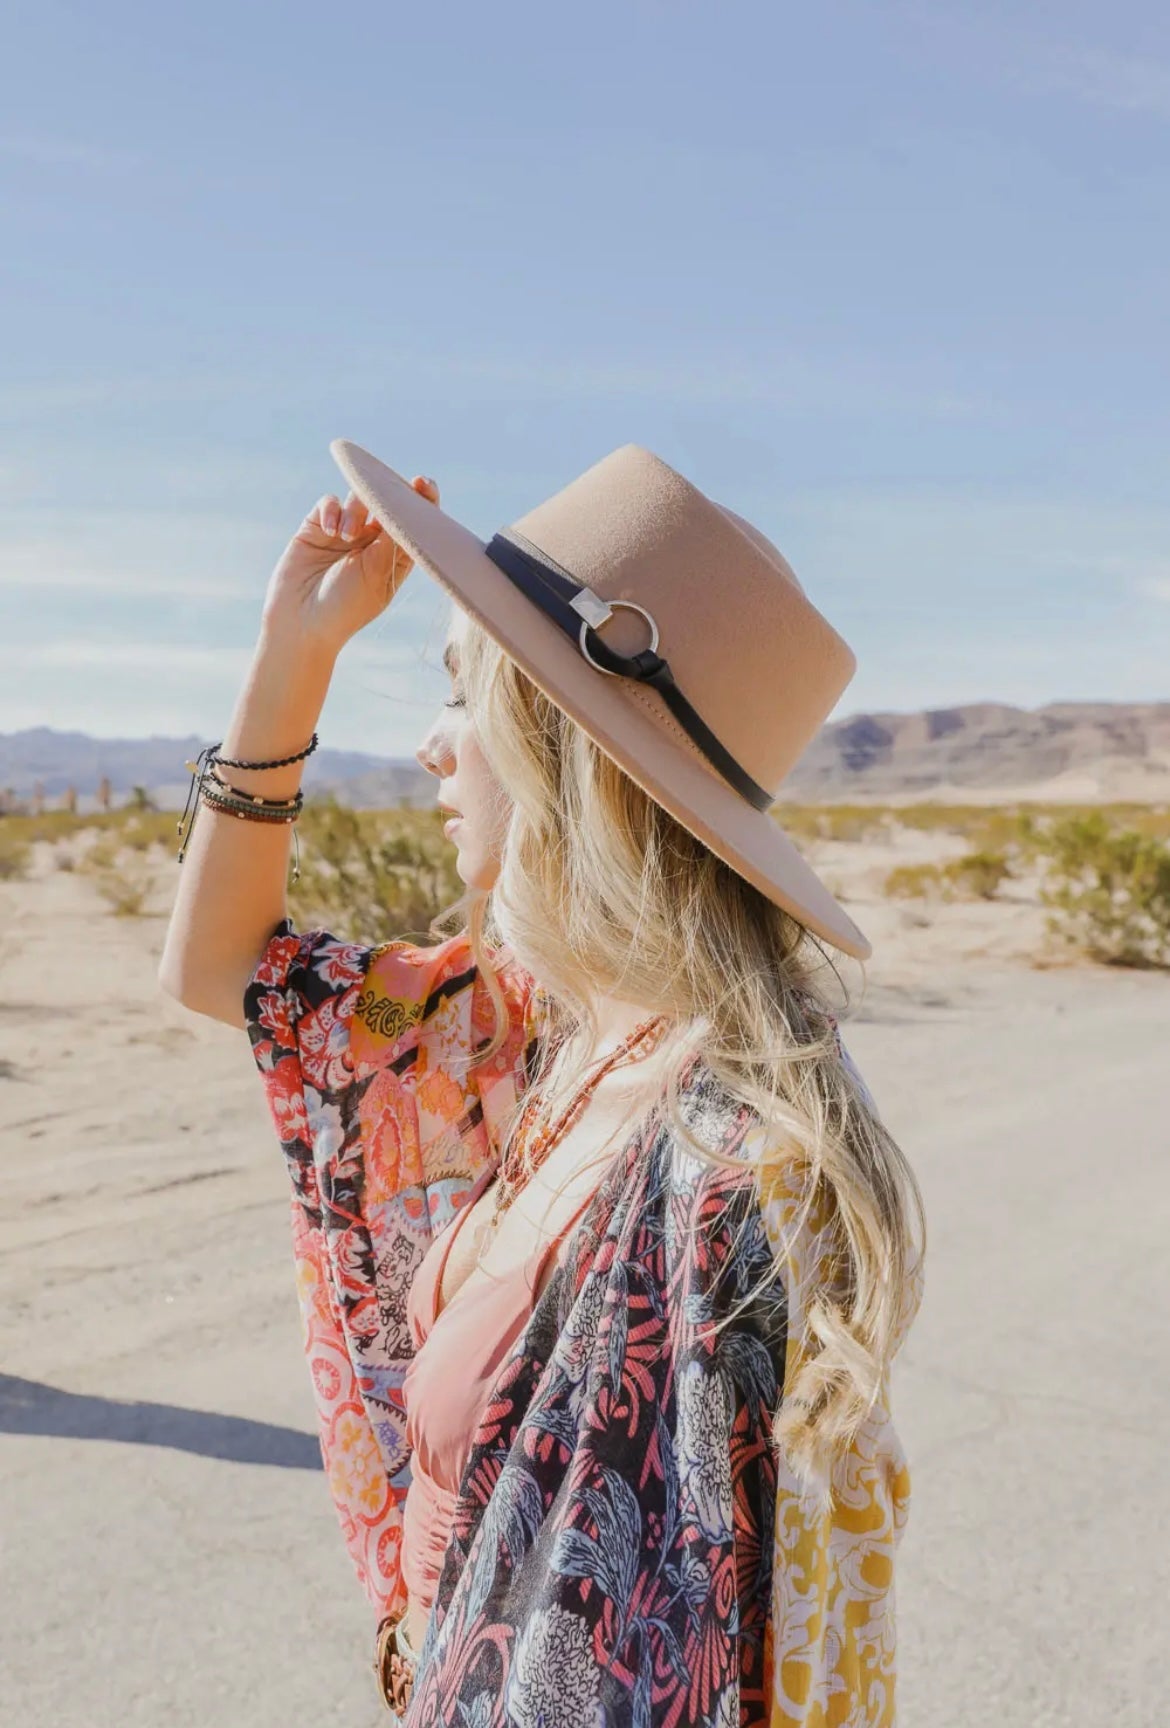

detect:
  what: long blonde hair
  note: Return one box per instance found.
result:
[426,610,925,1485]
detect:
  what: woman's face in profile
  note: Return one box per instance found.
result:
[415,610,511,892]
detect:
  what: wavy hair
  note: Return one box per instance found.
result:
[425,610,926,1488]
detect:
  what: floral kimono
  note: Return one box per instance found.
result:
[243,919,921,1727]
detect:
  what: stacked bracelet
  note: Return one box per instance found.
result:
[176,731,318,881]
[204,764,304,812]
[200,775,303,822]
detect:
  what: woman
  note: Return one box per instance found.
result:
[160,439,925,1726]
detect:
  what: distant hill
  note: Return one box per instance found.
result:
[776,700,1170,805]
[0,727,434,813]
[2,701,1168,813]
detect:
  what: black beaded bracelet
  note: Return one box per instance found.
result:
[206,765,302,809]
[200,782,304,819]
[210,731,319,772]
[176,735,312,879]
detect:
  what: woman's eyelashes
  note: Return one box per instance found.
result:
[443,692,466,709]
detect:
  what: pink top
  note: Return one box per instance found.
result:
[400,1167,593,1619]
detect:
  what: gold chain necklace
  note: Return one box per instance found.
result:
[484,1012,671,1239]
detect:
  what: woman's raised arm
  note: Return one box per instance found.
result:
[157,474,440,1027]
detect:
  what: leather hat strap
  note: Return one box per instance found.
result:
[483,530,774,813]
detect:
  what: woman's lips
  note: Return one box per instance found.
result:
[443,815,462,834]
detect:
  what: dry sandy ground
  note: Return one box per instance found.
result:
[1,829,1167,1727]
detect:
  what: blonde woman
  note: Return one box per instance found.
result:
[160,441,925,1726]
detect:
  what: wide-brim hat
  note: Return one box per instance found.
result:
[331,438,871,961]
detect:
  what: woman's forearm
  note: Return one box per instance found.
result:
[156,629,338,1027]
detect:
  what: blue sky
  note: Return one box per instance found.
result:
[1,0,1167,757]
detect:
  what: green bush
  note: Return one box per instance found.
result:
[86,851,158,916]
[882,862,948,901]
[79,834,122,873]
[786,806,891,845]
[940,848,1012,900]
[883,847,1011,903]
[287,797,464,946]
[1039,811,1170,967]
[0,824,32,881]
[75,829,164,914]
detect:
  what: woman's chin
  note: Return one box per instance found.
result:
[453,848,501,895]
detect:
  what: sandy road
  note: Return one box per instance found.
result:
[1,855,1166,1725]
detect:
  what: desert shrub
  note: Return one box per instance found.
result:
[0,825,32,881]
[1005,810,1046,863]
[1047,802,1170,845]
[1138,804,1170,844]
[883,847,1011,903]
[893,803,1046,857]
[72,830,156,914]
[2,808,99,844]
[79,835,123,873]
[1039,812,1170,967]
[816,808,891,844]
[89,854,158,916]
[776,802,905,843]
[881,802,1001,843]
[776,801,1069,855]
[287,797,463,946]
[0,807,178,847]
[940,848,1012,900]
[882,862,948,901]
[119,813,174,853]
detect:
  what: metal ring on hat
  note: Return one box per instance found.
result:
[578,601,659,675]
[484,531,775,812]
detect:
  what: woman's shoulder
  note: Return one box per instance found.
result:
[244,917,539,1093]
[351,930,538,1068]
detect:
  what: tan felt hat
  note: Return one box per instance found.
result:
[331,438,871,961]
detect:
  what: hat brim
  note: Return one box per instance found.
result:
[332,439,871,962]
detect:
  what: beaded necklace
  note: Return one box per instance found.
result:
[482,1010,671,1241]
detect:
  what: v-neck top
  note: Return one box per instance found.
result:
[400,1164,595,1619]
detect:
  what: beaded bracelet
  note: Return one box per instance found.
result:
[176,734,315,879]
[205,764,303,809]
[199,732,319,772]
[200,781,303,819]
[184,782,304,880]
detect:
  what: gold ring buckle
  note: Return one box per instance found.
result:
[373,1614,416,1715]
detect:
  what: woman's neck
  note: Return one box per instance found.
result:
[518,957,680,1080]
[592,996,665,1052]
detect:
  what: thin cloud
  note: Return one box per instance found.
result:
[0,133,143,170]
[21,642,256,674]
[344,347,999,418]
[0,625,450,748]
[767,483,1170,609]
[1034,45,1170,117]
[15,634,430,678]
[0,350,997,424]
[897,5,1170,119]
[0,510,280,599]
[0,374,258,415]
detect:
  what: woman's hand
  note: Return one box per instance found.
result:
[261,475,441,658]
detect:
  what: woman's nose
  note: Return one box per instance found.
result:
[417,730,454,775]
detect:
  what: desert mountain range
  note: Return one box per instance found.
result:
[2,700,1167,811]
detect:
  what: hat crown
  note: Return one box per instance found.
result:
[508,444,857,798]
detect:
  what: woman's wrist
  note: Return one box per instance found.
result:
[254,613,341,674]
[216,633,338,799]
